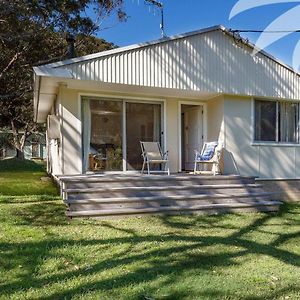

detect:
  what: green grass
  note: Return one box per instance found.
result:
[0,158,59,197]
[0,159,299,299]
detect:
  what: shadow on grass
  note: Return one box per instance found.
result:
[0,195,60,204]
[0,158,46,172]
[0,202,299,299]
[10,202,69,226]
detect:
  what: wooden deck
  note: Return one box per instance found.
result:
[57,173,282,218]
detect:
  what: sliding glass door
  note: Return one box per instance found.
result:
[126,102,161,170]
[82,97,162,172]
[82,98,123,172]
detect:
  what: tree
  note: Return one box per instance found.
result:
[0,130,13,157]
[0,0,126,158]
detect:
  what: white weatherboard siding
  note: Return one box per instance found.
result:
[223,95,300,179]
[206,95,224,143]
[35,26,300,178]
[48,87,300,178]
[50,84,225,175]
[58,30,300,100]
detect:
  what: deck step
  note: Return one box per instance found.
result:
[64,183,261,194]
[66,200,282,218]
[59,174,281,218]
[59,174,255,183]
[65,192,272,205]
[60,175,256,189]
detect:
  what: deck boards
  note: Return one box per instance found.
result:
[58,173,282,218]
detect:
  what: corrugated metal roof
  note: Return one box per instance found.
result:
[34,24,300,123]
[41,25,299,78]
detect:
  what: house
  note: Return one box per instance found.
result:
[0,133,46,160]
[33,25,300,210]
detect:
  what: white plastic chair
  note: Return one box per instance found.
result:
[194,141,222,176]
[140,141,170,175]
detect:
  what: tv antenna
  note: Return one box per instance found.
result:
[144,0,166,38]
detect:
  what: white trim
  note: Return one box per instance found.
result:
[276,101,279,143]
[294,147,297,179]
[178,100,207,172]
[122,101,127,172]
[256,177,300,181]
[77,93,83,173]
[251,142,300,147]
[58,88,64,175]
[163,100,167,156]
[78,92,166,103]
[250,98,255,142]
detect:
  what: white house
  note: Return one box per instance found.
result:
[33,25,300,182]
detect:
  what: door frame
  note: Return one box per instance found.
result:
[178,101,207,172]
[79,93,167,173]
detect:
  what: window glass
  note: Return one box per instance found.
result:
[126,102,161,170]
[255,100,277,142]
[279,102,299,143]
[255,99,299,143]
[82,98,123,172]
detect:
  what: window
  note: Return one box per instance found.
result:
[279,102,299,143]
[255,99,300,143]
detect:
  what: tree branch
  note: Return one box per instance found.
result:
[0,49,25,79]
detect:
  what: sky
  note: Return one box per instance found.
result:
[96,0,300,68]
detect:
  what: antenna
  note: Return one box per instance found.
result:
[144,0,166,38]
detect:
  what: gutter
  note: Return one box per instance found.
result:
[34,75,41,123]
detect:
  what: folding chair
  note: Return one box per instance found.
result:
[140,141,170,175]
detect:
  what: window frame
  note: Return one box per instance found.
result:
[252,98,300,145]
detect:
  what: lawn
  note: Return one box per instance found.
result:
[0,158,58,198]
[0,159,300,299]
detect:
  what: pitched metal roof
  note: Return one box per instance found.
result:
[40,24,298,77]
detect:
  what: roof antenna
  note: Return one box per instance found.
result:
[144,0,166,38]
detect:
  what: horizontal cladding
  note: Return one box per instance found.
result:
[65,30,300,99]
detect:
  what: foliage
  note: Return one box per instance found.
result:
[0,0,125,158]
[0,130,13,150]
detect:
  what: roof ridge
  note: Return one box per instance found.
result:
[44,25,224,68]
[37,24,300,78]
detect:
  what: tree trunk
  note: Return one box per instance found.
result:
[10,119,29,160]
[16,148,25,159]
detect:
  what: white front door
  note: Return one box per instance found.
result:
[184,106,203,170]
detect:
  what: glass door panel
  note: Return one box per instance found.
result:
[87,99,123,171]
[126,102,161,170]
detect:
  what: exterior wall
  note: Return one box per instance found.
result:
[47,91,63,175]
[53,87,223,175]
[47,86,82,176]
[207,95,224,142]
[60,30,300,100]
[60,86,82,175]
[206,96,225,173]
[24,145,32,160]
[223,95,300,179]
[165,98,179,173]
[48,88,300,179]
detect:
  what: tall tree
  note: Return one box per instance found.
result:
[0,0,125,158]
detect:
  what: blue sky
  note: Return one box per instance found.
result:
[97,0,300,68]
